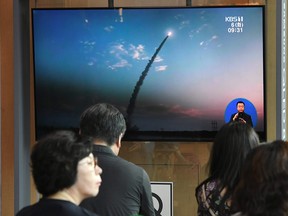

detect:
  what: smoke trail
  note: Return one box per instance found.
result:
[126,34,170,128]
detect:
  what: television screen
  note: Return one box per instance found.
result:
[32,6,266,142]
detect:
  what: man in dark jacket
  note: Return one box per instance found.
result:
[79,103,155,216]
[230,101,253,127]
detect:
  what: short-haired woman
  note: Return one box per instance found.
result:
[16,130,102,216]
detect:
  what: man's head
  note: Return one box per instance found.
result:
[80,103,126,146]
[236,101,245,113]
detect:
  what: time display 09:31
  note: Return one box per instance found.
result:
[225,16,244,33]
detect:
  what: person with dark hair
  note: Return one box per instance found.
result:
[232,140,288,216]
[79,103,155,216]
[16,130,102,216]
[195,122,259,216]
[230,101,253,127]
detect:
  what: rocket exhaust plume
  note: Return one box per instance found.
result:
[126,33,171,129]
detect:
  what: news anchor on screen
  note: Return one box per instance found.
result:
[230,101,253,127]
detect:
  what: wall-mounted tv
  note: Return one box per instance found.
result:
[32,6,266,142]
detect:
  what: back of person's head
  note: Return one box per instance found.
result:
[232,140,288,216]
[208,122,259,192]
[80,103,126,146]
[31,130,93,197]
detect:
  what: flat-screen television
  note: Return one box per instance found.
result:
[32,6,266,142]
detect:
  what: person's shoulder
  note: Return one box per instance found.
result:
[16,200,43,216]
[231,212,245,216]
[117,157,150,179]
[197,177,218,190]
[16,199,99,216]
[81,207,100,216]
[118,156,142,169]
[243,112,252,117]
[16,205,31,216]
[196,178,219,196]
[57,200,99,216]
